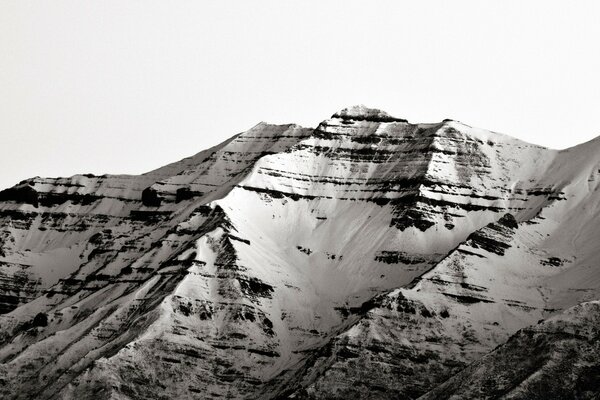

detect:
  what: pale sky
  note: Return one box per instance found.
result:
[1,1,600,190]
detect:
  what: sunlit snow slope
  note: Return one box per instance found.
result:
[1,106,599,399]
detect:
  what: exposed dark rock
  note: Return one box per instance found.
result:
[141,187,161,207]
[540,257,564,267]
[0,185,39,207]
[442,293,494,304]
[32,312,48,327]
[297,246,312,255]
[227,234,250,245]
[465,214,517,256]
[38,192,99,207]
[238,277,274,299]
[497,213,518,229]
[374,251,428,264]
[391,209,436,232]
[175,187,203,203]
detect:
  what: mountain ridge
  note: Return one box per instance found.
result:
[2,104,568,192]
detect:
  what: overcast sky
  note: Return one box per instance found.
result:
[2,1,600,189]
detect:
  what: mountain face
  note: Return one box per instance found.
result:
[1,106,599,399]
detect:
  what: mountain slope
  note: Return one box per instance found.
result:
[288,130,600,399]
[1,106,599,399]
[421,300,600,400]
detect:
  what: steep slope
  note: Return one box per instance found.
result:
[421,301,600,400]
[0,106,599,399]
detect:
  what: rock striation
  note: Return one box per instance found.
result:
[1,106,600,399]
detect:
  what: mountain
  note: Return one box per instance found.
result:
[0,106,599,399]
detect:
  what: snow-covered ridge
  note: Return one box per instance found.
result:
[1,107,600,399]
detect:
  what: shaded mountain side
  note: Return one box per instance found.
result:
[421,301,600,400]
[0,106,600,399]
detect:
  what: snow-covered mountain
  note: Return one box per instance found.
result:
[1,106,599,399]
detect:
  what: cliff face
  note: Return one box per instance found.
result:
[1,106,599,399]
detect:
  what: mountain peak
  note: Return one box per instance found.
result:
[331,105,408,123]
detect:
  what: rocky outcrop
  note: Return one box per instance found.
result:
[1,106,600,399]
